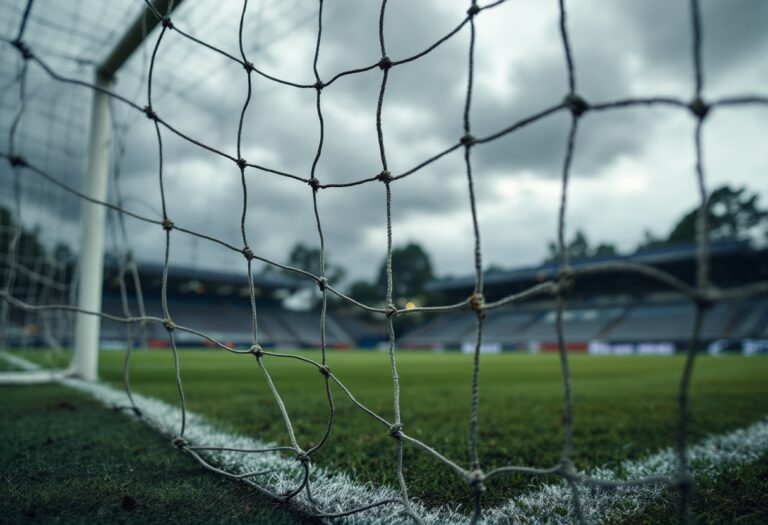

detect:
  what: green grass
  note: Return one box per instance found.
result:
[621,452,768,524]
[0,383,317,524]
[104,351,768,511]
[6,350,768,522]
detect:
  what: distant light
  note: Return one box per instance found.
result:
[405,301,416,310]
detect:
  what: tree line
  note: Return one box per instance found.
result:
[275,185,766,311]
[544,185,766,263]
[1,184,764,313]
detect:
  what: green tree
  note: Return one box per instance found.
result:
[0,205,71,292]
[348,280,379,306]
[593,242,618,257]
[545,229,617,263]
[375,242,434,300]
[485,263,507,273]
[0,205,47,262]
[667,185,767,244]
[264,242,346,284]
[0,206,18,256]
[53,243,73,263]
[286,243,345,283]
[636,229,666,252]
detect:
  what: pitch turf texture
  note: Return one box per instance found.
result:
[3,351,768,523]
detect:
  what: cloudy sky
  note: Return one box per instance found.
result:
[1,0,766,286]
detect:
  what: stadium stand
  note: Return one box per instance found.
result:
[471,309,539,346]
[5,242,766,353]
[332,316,388,348]
[730,298,768,338]
[401,241,768,353]
[6,258,357,349]
[401,311,479,349]
[277,310,353,347]
[512,306,624,344]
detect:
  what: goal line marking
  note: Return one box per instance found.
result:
[2,351,766,524]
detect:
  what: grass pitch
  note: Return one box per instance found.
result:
[4,349,768,522]
[100,350,768,516]
[0,383,317,524]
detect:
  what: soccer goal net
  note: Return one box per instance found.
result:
[1,0,767,523]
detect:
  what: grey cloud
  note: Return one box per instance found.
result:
[468,47,651,180]
[90,0,768,281]
[646,1,768,73]
[2,0,766,284]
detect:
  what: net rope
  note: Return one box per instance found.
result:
[2,0,768,522]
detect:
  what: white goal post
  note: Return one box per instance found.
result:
[0,0,185,383]
[1,1,767,523]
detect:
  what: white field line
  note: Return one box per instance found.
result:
[2,351,767,524]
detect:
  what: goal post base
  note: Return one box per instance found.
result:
[0,350,84,385]
[0,368,74,385]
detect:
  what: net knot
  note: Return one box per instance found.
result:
[9,155,27,167]
[376,170,393,183]
[461,133,477,147]
[163,319,176,332]
[295,452,311,464]
[564,94,589,117]
[467,292,484,312]
[11,39,33,60]
[161,16,174,29]
[161,218,174,231]
[319,365,331,378]
[466,469,486,492]
[378,56,393,70]
[236,158,247,170]
[242,246,255,260]
[316,277,328,291]
[467,4,481,17]
[554,271,575,295]
[143,106,158,121]
[243,61,254,73]
[388,423,403,438]
[308,177,320,191]
[384,303,398,318]
[559,458,578,479]
[313,80,324,91]
[689,97,709,119]
[250,344,263,358]
[172,436,188,448]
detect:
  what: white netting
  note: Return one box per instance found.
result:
[1,0,767,523]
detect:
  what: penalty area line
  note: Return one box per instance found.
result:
[1,351,766,524]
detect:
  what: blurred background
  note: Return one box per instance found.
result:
[1,0,766,352]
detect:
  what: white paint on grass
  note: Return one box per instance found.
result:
[2,351,767,524]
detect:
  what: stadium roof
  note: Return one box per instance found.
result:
[427,240,755,292]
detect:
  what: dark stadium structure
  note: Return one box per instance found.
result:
[4,241,766,354]
[97,260,359,349]
[0,258,361,350]
[402,240,768,355]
